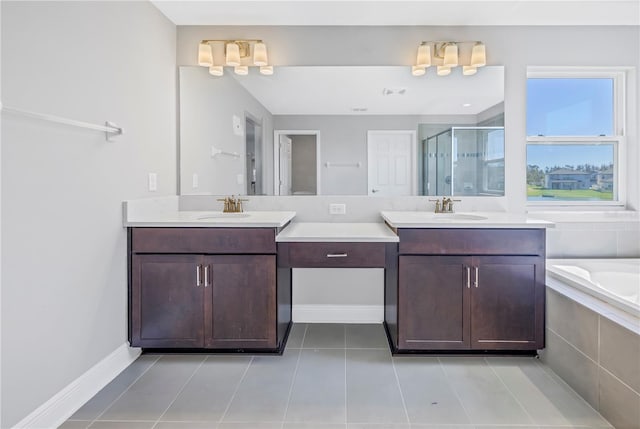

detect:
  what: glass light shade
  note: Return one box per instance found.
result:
[470,42,486,67]
[443,43,458,67]
[253,42,268,66]
[411,65,426,76]
[462,66,477,76]
[225,42,241,66]
[259,65,274,75]
[234,65,249,75]
[437,66,451,76]
[198,43,213,67]
[209,65,224,76]
[416,43,431,68]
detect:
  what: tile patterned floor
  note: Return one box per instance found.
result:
[61,324,613,429]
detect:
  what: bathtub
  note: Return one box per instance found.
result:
[543,259,640,428]
[547,258,640,319]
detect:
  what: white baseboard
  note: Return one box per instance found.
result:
[293,304,384,323]
[13,343,141,429]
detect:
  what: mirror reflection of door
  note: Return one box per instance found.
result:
[278,134,292,195]
[245,116,263,195]
[367,130,416,196]
[275,131,319,195]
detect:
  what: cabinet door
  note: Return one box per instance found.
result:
[470,256,544,350]
[131,254,205,348]
[398,256,470,350]
[206,255,277,349]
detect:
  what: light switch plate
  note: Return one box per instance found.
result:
[192,173,199,189]
[148,173,157,192]
[237,174,244,185]
[329,203,346,215]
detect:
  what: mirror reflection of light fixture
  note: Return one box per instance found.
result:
[412,40,486,77]
[411,65,426,76]
[197,39,274,76]
[437,66,451,76]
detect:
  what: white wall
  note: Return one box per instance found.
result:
[1,2,176,427]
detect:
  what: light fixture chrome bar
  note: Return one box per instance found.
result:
[325,162,362,168]
[1,105,124,141]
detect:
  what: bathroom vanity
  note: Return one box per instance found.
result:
[127,211,296,352]
[381,211,550,352]
[124,202,552,354]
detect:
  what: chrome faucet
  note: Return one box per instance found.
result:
[428,197,461,213]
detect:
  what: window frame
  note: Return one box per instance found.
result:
[526,67,626,208]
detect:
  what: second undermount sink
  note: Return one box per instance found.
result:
[197,213,251,220]
[430,213,488,221]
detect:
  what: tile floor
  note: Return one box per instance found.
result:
[61,323,614,429]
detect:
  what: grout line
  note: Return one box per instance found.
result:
[151,356,207,428]
[390,354,411,424]
[218,355,254,425]
[281,325,307,429]
[344,324,347,425]
[485,357,537,425]
[437,357,473,425]
[89,354,162,426]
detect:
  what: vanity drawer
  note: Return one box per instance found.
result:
[398,228,544,256]
[279,242,386,268]
[131,227,276,254]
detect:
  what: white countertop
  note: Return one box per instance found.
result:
[276,222,399,242]
[124,210,296,228]
[381,211,555,229]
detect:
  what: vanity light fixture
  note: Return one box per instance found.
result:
[197,39,274,76]
[412,41,486,77]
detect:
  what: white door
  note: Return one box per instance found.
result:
[367,131,416,196]
[278,135,292,195]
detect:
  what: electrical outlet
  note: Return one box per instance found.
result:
[329,203,346,215]
[148,173,157,192]
[192,173,199,189]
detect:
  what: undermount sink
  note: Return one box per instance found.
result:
[197,213,251,220]
[430,213,488,221]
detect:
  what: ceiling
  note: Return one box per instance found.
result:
[224,66,504,115]
[150,0,640,26]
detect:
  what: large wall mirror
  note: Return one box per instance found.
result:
[179,65,504,196]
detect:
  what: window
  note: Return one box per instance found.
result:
[526,68,625,206]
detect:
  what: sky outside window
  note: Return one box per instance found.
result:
[527,78,614,137]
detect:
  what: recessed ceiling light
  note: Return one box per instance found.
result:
[462,103,472,107]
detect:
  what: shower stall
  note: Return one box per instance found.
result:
[422,126,505,196]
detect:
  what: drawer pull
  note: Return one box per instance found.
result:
[326,253,348,258]
[196,265,202,287]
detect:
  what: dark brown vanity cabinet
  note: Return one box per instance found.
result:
[387,228,545,352]
[129,228,289,351]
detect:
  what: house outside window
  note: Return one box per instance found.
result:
[526,68,626,207]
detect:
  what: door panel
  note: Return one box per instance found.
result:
[398,256,469,349]
[470,256,540,349]
[207,255,277,349]
[131,254,204,348]
[367,131,415,196]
